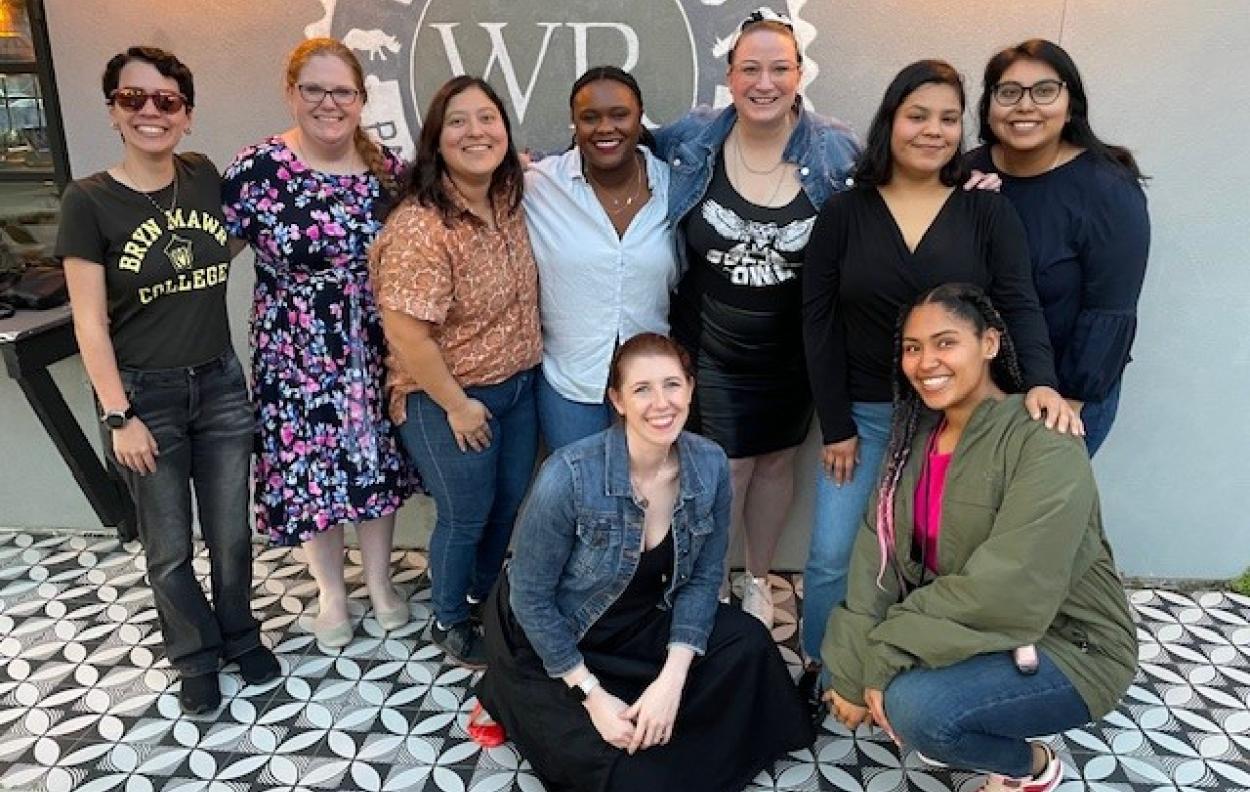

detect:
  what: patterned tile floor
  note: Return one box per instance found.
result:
[1,528,1248,792]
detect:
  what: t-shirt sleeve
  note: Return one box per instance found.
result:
[220,145,260,241]
[55,181,106,265]
[369,204,454,325]
[984,195,1059,390]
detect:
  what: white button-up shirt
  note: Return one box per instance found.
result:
[524,146,679,403]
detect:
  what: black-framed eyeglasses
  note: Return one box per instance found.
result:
[297,83,361,106]
[990,79,1066,107]
[739,7,794,31]
[109,88,189,114]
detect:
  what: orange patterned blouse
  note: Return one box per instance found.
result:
[369,179,541,424]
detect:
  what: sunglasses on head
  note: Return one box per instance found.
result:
[109,88,189,114]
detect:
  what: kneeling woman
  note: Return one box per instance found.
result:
[822,284,1136,792]
[478,333,812,792]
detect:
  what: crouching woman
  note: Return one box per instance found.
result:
[822,283,1136,792]
[477,332,812,792]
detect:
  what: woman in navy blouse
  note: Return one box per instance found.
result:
[966,39,1150,455]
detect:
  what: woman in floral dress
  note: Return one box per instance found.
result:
[223,38,415,648]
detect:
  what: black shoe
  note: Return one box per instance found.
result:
[467,597,484,626]
[797,665,826,731]
[179,672,221,715]
[235,645,281,685]
[431,620,488,670]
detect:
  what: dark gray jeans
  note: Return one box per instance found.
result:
[107,349,261,676]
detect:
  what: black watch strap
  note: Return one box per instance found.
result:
[102,406,135,429]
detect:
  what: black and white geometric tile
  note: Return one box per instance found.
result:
[1,528,1247,792]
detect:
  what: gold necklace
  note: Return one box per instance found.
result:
[586,154,645,215]
[121,161,178,220]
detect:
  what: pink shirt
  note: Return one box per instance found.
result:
[915,426,952,573]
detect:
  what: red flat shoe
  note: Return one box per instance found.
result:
[468,701,506,748]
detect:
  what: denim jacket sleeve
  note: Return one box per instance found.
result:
[506,456,586,678]
[666,453,731,654]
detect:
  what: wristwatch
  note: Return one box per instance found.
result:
[566,673,601,702]
[101,406,135,429]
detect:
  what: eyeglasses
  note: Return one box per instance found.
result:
[732,62,800,82]
[297,83,361,106]
[990,79,1066,106]
[739,7,794,31]
[109,88,189,114]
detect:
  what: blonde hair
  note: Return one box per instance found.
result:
[284,37,399,199]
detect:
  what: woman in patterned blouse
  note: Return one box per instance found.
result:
[370,76,541,670]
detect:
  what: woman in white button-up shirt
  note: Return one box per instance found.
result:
[524,66,680,450]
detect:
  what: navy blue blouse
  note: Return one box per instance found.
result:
[966,147,1150,402]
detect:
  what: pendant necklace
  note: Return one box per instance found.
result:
[587,153,645,215]
[630,447,675,510]
[122,161,179,221]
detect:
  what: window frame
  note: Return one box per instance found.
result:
[0,0,69,188]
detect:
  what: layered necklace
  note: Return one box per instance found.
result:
[730,115,793,206]
[122,160,178,221]
[586,152,646,216]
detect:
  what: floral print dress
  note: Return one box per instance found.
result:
[222,136,416,545]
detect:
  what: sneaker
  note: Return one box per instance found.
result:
[741,574,774,628]
[467,595,484,626]
[235,645,280,686]
[797,664,827,730]
[179,672,221,715]
[432,620,488,670]
[980,743,1062,792]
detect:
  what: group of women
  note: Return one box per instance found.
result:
[57,8,1148,792]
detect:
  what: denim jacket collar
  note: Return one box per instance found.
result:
[603,422,709,503]
[686,101,820,168]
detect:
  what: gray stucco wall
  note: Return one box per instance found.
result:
[4,0,1246,579]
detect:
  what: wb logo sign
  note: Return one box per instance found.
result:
[309,0,791,157]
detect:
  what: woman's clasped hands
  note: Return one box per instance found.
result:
[584,667,686,754]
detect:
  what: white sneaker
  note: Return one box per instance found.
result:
[740,575,774,628]
[979,743,1062,792]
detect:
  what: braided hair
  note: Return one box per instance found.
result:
[873,283,1025,589]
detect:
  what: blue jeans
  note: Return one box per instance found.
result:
[885,650,1090,777]
[398,368,538,627]
[107,350,262,676]
[802,401,893,660]
[1080,379,1122,457]
[535,368,614,451]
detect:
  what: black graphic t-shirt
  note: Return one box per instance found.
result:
[56,152,233,370]
[681,152,816,312]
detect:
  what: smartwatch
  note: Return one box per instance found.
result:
[566,673,601,702]
[101,406,135,429]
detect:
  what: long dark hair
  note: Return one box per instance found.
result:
[873,283,1024,588]
[407,76,524,222]
[977,39,1144,181]
[852,59,969,189]
[568,65,657,150]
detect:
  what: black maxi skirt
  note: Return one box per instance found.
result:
[476,574,813,792]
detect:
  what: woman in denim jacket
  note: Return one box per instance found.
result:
[476,333,811,792]
[651,9,859,631]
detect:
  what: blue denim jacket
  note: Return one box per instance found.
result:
[653,103,861,228]
[507,423,732,677]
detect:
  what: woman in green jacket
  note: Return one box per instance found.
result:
[821,283,1136,792]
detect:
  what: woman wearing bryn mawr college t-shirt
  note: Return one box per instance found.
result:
[57,47,278,716]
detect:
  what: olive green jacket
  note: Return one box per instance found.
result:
[821,394,1137,719]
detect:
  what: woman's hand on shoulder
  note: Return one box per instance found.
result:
[1024,385,1085,436]
[583,688,635,750]
[622,669,685,754]
[964,169,1002,192]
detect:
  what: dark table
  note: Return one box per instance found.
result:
[0,305,137,540]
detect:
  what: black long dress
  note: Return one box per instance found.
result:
[478,532,812,791]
